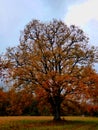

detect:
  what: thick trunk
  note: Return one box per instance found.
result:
[53,104,61,121]
[49,96,61,121]
[51,96,61,121]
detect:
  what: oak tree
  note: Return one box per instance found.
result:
[2,20,98,120]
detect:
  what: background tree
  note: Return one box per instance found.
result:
[6,88,37,116]
[2,20,98,120]
[0,88,8,115]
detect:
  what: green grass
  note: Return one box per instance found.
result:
[0,116,98,130]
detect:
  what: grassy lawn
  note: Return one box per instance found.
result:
[0,116,98,130]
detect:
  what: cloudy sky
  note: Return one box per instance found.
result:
[0,0,98,54]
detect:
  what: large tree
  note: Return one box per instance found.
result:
[2,20,98,120]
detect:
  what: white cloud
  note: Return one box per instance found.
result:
[64,0,98,48]
[65,0,98,27]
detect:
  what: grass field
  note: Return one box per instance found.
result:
[0,116,98,130]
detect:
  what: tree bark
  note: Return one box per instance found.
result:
[53,103,61,121]
[49,96,61,121]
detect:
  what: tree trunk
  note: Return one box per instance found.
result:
[49,96,61,121]
[53,103,61,121]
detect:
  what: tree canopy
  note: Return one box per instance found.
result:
[1,19,98,120]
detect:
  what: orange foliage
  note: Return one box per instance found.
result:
[6,89,34,116]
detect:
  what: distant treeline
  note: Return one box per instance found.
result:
[0,88,98,116]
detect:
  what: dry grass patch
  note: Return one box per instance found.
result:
[0,116,98,130]
[0,116,52,124]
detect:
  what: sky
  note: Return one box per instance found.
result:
[1,0,98,86]
[0,0,98,54]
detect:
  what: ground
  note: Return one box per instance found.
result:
[0,116,98,130]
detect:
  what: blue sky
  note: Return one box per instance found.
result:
[0,0,98,54]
